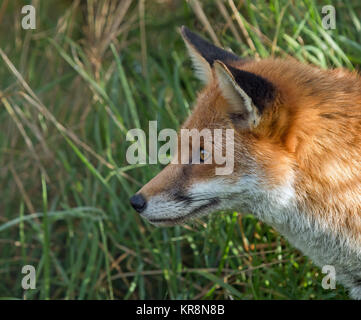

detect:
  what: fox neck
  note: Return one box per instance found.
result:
[241,175,361,298]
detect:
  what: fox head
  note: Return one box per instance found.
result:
[129,26,294,226]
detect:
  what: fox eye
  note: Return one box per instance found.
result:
[199,148,210,163]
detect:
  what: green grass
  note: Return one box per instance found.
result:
[0,0,359,299]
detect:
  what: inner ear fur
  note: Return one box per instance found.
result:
[214,60,275,129]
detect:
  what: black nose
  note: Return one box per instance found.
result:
[130,194,147,213]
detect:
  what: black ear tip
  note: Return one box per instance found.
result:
[180,25,242,68]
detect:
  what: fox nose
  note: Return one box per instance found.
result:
[130,193,147,213]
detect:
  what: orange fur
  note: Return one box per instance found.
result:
[235,59,361,239]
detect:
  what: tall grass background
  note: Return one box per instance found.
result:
[0,0,360,299]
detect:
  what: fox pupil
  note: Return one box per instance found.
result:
[199,148,207,163]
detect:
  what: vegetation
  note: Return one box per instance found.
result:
[1,0,360,299]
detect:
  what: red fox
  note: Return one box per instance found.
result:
[130,26,361,299]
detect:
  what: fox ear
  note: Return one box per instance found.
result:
[214,60,275,128]
[180,26,241,84]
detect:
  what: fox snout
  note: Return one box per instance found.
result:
[129,193,147,213]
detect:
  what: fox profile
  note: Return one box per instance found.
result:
[130,26,361,299]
